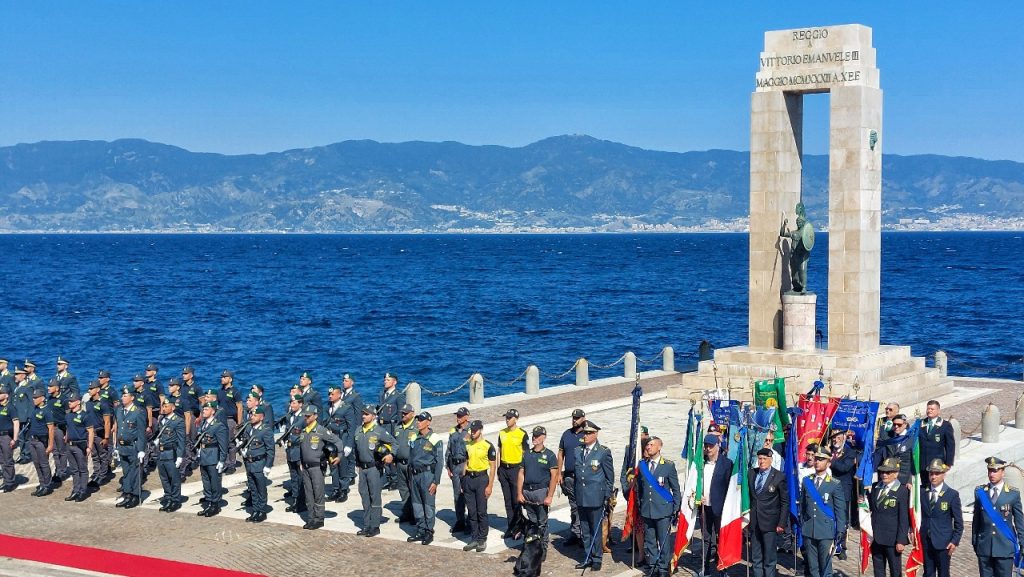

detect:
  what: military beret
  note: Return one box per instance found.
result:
[168,377,181,386]
[24,359,36,368]
[703,434,720,445]
[160,396,174,406]
[87,380,100,389]
[416,411,432,421]
[342,373,354,381]
[204,388,218,396]
[302,405,318,417]
[146,363,158,371]
[132,374,145,382]
[32,389,46,398]
[532,425,547,437]
[362,404,377,415]
[14,366,26,375]
[401,403,415,414]
[756,448,773,458]
[581,420,600,433]
[640,425,649,434]
[57,356,69,364]
[47,380,59,388]
[384,372,397,381]
[253,406,266,415]
[291,394,304,402]
[925,458,949,473]
[300,371,312,380]
[469,419,484,432]
[120,386,134,396]
[327,384,342,393]
[986,456,1008,470]
[877,457,900,472]
[251,384,265,393]
[221,370,234,378]
[182,365,195,374]
[455,407,470,417]
[504,408,520,419]
[97,369,111,378]
[571,408,585,418]
[203,401,218,409]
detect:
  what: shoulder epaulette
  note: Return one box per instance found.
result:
[1007,485,1017,492]
[976,484,986,490]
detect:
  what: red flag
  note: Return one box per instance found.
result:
[621,472,639,540]
[796,394,840,456]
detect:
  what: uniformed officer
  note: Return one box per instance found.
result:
[195,401,228,517]
[461,419,497,553]
[113,386,148,508]
[144,363,164,400]
[296,405,342,530]
[131,374,156,471]
[919,400,956,472]
[26,389,56,496]
[241,405,274,523]
[377,372,405,490]
[94,370,116,481]
[972,456,1024,577]
[323,384,355,503]
[283,394,307,512]
[298,371,322,414]
[557,408,588,546]
[625,436,681,577]
[921,459,963,577]
[85,380,113,490]
[868,457,910,577]
[331,373,362,502]
[63,392,95,502]
[573,420,614,571]
[517,426,559,554]
[0,359,13,391]
[218,370,243,474]
[498,408,529,539]
[799,445,847,577]
[24,359,45,392]
[155,396,186,512]
[747,447,788,577]
[250,384,275,427]
[52,356,79,402]
[828,428,859,560]
[393,403,419,524]
[167,377,195,478]
[354,404,398,537]
[0,385,21,491]
[407,411,444,545]
[447,406,472,534]
[874,414,913,485]
[12,367,33,464]
[46,379,70,483]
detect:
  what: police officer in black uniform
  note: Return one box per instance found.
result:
[919,400,956,473]
[46,379,69,483]
[218,370,243,474]
[63,392,94,502]
[155,396,186,512]
[241,405,274,523]
[27,389,55,496]
[558,408,588,546]
[447,406,471,534]
[517,425,559,554]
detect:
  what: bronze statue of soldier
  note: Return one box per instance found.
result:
[780,202,815,294]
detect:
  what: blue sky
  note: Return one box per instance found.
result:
[2,2,1022,160]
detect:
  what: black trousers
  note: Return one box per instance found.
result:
[751,528,779,577]
[923,545,951,577]
[498,464,523,534]
[463,472,489,542]
[871,542,901,577]
[977,555,1012,577]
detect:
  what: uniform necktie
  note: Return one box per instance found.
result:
[648,459,656,473]
[756,471,767,493]
[583,447,590,461]
[930,488,938,504]
[814,475,822,489]
[991,485,999,502]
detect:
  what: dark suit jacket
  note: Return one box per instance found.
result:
[874,434,914,485]
[829,443,859,498]
[868,482,911,546]
[918,418,956,470]
[920,483,963,549]
[748,467,788,532]
[705,455,733,519]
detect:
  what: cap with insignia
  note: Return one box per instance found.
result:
[302,405,318,417]
[68,392,82,402]
[97,369,111,378]
[221,369,234,378]
[532,425,547,437]
[987,456,1008,470]
[401,403,415,414]
[416,411,432,421]
[504,408,520,419]
[805,442,819,453]
[253,406,266,415]
[14,366,26,375]
[161,396,174,406]
[703,434,720,446]
[24,359,36,368]
[362,404,377,415]
[146,363,158,372]
[342,373,353,380]
[814,445,833,460]
[87,380,100,389]
[829,428,847,438]
[581,420,600,433]
[455,407,470,417]
[925,459,949,473]
[0,385,9,395]
[204,388,218,397]
[168,377,181,386]
[182,365,195,374]
[300,371,312,380]
[291,394,304,402]
[57,356,69,364]
[133,374,145,382]
[640,425,649,434]
[571,408,586,418]
[469,419,484,432]
[248,390,261,400]
[327,384,342,393]
[120,386,134,396]
[384,372,397,381]
[32,389,45,398]
[877,457,900,472]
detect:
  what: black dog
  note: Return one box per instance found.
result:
[513,533,544,577]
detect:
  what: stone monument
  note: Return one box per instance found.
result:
[674,24,952,405]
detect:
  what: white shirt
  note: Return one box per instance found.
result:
[703,461,716,497]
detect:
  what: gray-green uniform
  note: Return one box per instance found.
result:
[114,399,148,503]
[0,390,20,489]
[446,417,470,530]
[283,404,306,510]
[407,415,444,542]
[195,413,229,515]
[86,386,113,486]
[155,410,186,508]
[394,415,418,522]
[296,407,341,529]
[241,411,275,519]
[354,407,397,534]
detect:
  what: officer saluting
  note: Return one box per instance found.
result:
[195,400,229,517]
[113,386,147,509]
[973,456,1024,577]
[921,459,963,577]
[241,405,274,523]
[799,445,847,577]
[152,396,184,512]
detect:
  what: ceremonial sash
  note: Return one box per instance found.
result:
[803,476,840,548]
[639,460,675,504]
[975,487,1024,568]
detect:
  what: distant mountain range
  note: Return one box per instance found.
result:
[1,135,1022,232]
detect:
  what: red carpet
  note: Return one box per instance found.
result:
[0,534,266,577]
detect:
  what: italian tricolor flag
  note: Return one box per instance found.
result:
[717,428,749,570]
[671,409,703,571]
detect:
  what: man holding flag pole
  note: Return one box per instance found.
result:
[799,445,847,577]
[629,436,680,577]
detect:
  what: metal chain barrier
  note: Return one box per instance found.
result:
[485,368,529,389]
[410,375,473,398]
[540,359,580,381]
[636,347,668,366]
[589,354,626,370]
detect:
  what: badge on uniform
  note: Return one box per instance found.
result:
[590,459,599,471]
[940,502,948,511]
[768,485,775,493]
[823,494,829,503]
[658,476,665,486]
[934,435,940,442]
[885,498,896,508]
[369,436,378,445]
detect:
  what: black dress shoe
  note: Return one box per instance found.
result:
[65,493,78,502]
[36,486,53,497]
[501,531,514,539]
[116,497,128,507]
[253,511,267,523]
[1,484,17,493]
[124,496,139,509]
[246,513,256,522]
[196,506,209,516]
[282,491,293,498]
[574,561,593,570]
[31,486,43,497]
[205,506,221,517]
[365,527,379,537]
[407,532,424,543]
[356,528,369,536]
[87,480,100,490]
[75,492,88,502]
[334,492,348,503]
[421,532,433,545]
[591,562,601,571]
[450,522,467,534]
[167,502,181,512]
[223,467,236,475]
[242,499,252,507]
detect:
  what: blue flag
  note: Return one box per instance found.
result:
[748,407,776,464]
[785,407,803,547]
[829,399,880,484]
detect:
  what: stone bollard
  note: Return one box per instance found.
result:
[624,352,637,379]
[982,403,1000,443]
[525,365,540,395]
[576,358,589,387]
[935,350,948,377]
[469,373,484,405]
[406,381,422,413]
[949,417,961,463]
[662,346,675,372]
[1016,395,1024,429]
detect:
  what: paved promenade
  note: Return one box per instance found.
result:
[0,371,1018,576]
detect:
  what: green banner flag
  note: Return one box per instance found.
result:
[754,377,789,442]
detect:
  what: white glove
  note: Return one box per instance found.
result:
[216,462,224,473]
[240,448,248,458]
[263,467,271,476]
[175,457,183,468]
[343,446,352,457]
[137,451,145,463]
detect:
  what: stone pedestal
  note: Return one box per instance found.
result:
[782,293,817,351]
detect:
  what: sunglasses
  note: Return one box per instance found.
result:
[893,422,906,427]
